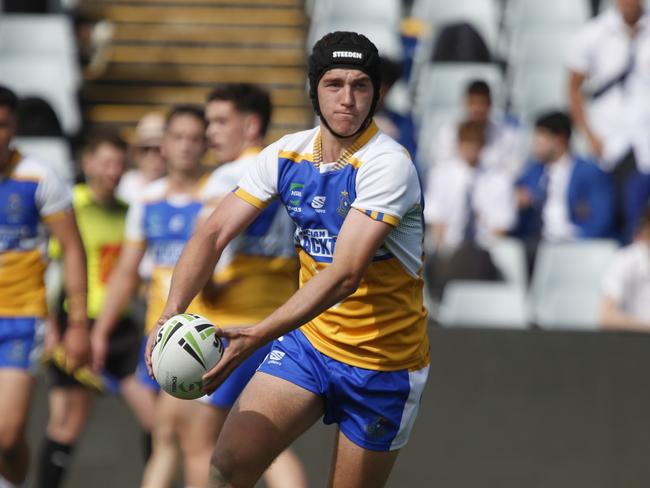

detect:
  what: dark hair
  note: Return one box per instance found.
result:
[457,120,487,144]
[86,132,128,154]
[166,104,206,129]
[535,111,572,140]
[207,83,272,137]
[466,80,491,99]
[0,85,18,113]
[16,97,63,137]
[379,56,402,89]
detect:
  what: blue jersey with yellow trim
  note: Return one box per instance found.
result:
[125,178,209,332]
[235,122,429,371]
[0,151,72,319]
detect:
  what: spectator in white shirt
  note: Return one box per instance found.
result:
[568,0,650,236]
[600,205,650,331]
[426,120,516,252]
[429,80,526,177]
[425,120,515,297]
[116,112,166,204]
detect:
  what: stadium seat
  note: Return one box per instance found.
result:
[509,65,568,124]
[0,14,81,89]
[438,281,528,329]
[507,25,577,68]
[412,62,503,125]
[488,238,528,290]
[535,287,602,330]
[411,0,500,50]
[13,137,75,183]
[309,0,402,27]
[505,0,591,28]
[528,240,618,328]
[0,56,82,134]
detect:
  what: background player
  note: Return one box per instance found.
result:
[146,32,429,487]
[194,83,306,487]
[92,105,221,488]
[0,85,90,487]
[36,133,152,488]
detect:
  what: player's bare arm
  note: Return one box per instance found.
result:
[91,243,145,371]
[201,208,394,394]
[46,210,90,371]
[144,192,262,375]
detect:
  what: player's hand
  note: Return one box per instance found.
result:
[201,326,262,395]
[145,313,173,378]
[62,322,91,372]
[90,329,109,373]
[44,317,61,357]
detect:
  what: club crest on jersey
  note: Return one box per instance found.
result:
[337,191,351,217]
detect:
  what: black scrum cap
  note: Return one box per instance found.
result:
[308,31,382,135]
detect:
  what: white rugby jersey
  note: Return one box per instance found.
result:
[234,122,429,371]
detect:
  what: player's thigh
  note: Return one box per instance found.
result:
[0,369,35,448]
[328,429,400,488]
[214,371,324,473]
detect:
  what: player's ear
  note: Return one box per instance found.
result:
[243,113,262,141]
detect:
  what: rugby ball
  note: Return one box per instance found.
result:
[151,313,224,399]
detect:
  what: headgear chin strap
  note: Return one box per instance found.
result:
[308,31,382,139]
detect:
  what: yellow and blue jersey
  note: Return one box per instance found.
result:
[198,149,298,326]
[125,177,209,333]
[0,151,72,319]
[235,122,429,372]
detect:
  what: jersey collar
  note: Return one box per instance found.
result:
[313,121,378,170]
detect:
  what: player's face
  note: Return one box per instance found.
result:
[205,100,249,163]
[161,114,206,173]
[84,143,126,194]
[0,106,16,162]
[318,69,374,137]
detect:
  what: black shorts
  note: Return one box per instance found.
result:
[48,312,141,389]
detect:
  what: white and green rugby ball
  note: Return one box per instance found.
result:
[151,313,224,400]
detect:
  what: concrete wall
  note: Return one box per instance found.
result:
[27,327,650,487]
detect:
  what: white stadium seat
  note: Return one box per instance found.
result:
[413,62,503,125]
[438,281,528,329]
[308,20,403,60]
[510,66,568,124]
[535,287,602,330]
[0,56,81,135]
[488,238,528,290]
[528,240,618,329]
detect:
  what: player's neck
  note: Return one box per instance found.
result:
[88,183,118,206]
[167,166,206,192]
[0,147,16,178]
[320,128,357,163]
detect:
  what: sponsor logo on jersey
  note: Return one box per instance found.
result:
[311,195,326,213]
[297,228,336,258]
[332,51,363,59]
[288,182,304,212]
